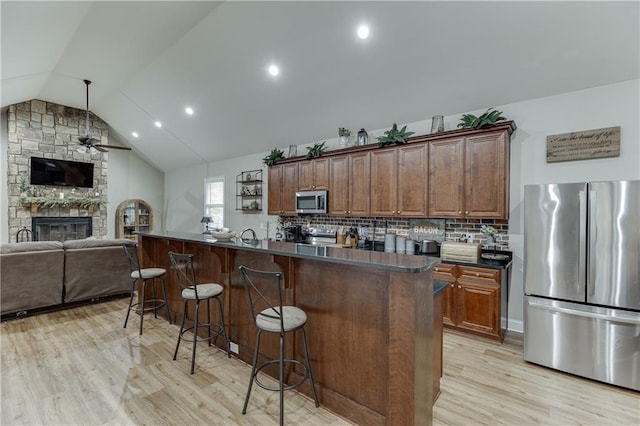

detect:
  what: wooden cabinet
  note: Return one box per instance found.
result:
[433,263,505,341]
[267,163,298,215]
[116,199,152,240]
[329,152,370,216]
[298,158,328,190]
[370,144,427,217]
[428,129,510,219]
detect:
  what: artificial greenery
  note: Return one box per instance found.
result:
[19,196,104,209]
[262,147,285,166]
[305,141,327,159]
[457,108,506,129]
[481,225,498,237]
[18,173,30,193]
[338,127,351,138]
[377,123,415,147]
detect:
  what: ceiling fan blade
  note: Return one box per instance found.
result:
[78,135,94,145]
[94,144,132,151]
[94,145,108,153]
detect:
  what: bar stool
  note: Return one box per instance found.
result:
[168,251,230,374]
[123,242,172,335]
[239,265,319,425]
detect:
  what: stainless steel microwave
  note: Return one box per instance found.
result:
[295,190,327,214]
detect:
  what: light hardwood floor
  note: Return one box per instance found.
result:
[1,299,638,425]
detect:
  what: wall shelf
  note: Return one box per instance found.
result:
[116,199,153,240]
[236,169,263,211]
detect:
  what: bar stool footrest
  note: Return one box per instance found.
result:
[254,359,309,392]
[129,299,168,314]
[179,323,226,343]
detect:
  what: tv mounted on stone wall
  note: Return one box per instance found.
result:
[30,157,94,188]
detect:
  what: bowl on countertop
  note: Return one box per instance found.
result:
[210,230,236,240]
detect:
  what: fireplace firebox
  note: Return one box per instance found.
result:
[32,217,92,242]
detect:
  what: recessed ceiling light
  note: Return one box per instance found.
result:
[185,107,194,115]
[357,25,370,40]
[131,132,139,138]
[154,121,162,128]
[268,65,280,77]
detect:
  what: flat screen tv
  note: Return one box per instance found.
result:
[30,157,94,188]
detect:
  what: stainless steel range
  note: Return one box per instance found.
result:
[523,180,640,391]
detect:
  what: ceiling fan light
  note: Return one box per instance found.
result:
[77,146,87,154]
[89,147,99,155]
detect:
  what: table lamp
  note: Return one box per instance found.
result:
[200,216,212,234]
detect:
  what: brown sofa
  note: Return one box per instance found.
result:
[1,239,134,317]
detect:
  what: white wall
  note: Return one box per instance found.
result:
[163,79,640,331]
[106,149,164,238]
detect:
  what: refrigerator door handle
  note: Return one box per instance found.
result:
[528,299,640,326]
[587,189,596,297]
[579,189,587,288]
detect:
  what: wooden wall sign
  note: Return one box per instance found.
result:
[546,126,621,163]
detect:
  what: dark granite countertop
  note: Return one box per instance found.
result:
[140,231,441,273]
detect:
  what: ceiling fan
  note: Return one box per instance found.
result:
[77,79,131,153]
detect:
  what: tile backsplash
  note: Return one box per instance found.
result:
[281,215,509,249]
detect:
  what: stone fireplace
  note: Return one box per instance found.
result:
[6,100,108,243]
[32,217,92,242]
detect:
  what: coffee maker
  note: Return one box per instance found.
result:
[284,225,305,243]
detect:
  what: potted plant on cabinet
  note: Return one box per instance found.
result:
[306,141,327,159]
[377,123,415,147]
[457,108,507,129]
[338,127,351,147]
[263,148,285,166]
[481,225,498,244]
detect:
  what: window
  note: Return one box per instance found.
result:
[205,176,224,229]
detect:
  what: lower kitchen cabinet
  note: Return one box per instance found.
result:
[433,263,506,342]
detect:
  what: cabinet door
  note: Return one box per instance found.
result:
[370,148,397,216]
[281,163,299,215]
[348,152,371,216]
[464,132,508,219]
[433,264,457,327]
[329,156,349,215]
[313,158,329,189]
[298,162,314,191]
[456,266,501,338]
[267,165,283,215]
[428,138,464,217]
[397,144,428,217]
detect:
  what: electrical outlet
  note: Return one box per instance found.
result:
[230,342,239,354]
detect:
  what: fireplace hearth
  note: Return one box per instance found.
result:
[32,217,92,242]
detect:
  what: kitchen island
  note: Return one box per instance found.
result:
[139,231,440,425]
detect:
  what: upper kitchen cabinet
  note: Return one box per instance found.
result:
[371,144,428,217]
[329,152,370,216]
[428,126,511,219]
[298,158,329,190]
[268,163,298,215]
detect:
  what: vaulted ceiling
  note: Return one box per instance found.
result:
[2,1,638,172]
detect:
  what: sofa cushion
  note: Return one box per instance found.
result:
[63,238,134,250]
[63,244,132,303]
[1,241,63,254]
[1,247,65,314]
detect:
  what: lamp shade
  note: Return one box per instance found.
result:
[200,216,212,224]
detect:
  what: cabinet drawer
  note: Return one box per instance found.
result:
[433,263,456,276]
[458,266,500,285]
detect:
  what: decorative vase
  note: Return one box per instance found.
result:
[487,235,495,244]
[339,136,349,148]
[431,115,444,133]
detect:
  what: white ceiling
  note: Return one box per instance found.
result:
[2,1,638,172]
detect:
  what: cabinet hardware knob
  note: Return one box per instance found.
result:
[345,211,348,214]
[435,268,439,271]
[458,285,461,289]
[476,272,480,277]
[450,284,454,287]
[465,211,469,215]
[398,211,401,214]
[458,210,462,214]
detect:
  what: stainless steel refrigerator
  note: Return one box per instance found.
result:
[523,180,640,391]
